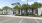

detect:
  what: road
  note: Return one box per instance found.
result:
[0,16,42,23]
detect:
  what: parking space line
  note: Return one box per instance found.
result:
[0,18,14,23]
[34,19,39,23]
[19,18,23,23]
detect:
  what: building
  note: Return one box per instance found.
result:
[0,7,42,16]
[2,8,13,15]
[38,7,42,16]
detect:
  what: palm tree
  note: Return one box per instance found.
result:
[13,5,20,15]
[2,6,10,15]
[21,4,29,16]
[11,2,21,15]
[32,2,42,16]
[13,5,20,10]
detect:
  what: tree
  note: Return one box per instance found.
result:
[13,5,20,10]
[0,9,3,11]
[32,2,42,16]
[13,5,20,15]
[21,4,29,16]
[22,4,27,9]
[12,2,21,15]
[2,6,10,15]
[3,6,10,10]
[12,2,21,10]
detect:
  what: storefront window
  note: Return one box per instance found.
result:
[27,9,32,14]
[21,9,24,14]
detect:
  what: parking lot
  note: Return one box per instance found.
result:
[0,16,42,23]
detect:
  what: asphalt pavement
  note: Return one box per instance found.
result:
[0,16,42,23]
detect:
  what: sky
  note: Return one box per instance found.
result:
[0,0,42,9]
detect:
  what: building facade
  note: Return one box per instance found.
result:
[0,7,42,16]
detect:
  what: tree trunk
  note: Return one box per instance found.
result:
[33,9,36,16]
[16,10,18,14]
[24,9,26,16]
[6,10,8,15]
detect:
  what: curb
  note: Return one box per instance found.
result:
[0,15,42,19]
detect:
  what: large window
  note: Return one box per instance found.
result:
[27,9,32,14]
[21,9,24,14]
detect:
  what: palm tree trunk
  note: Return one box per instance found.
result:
[33,9,36,16]
[24,9,26,16]
[16,10,19,15]
[6,10,7,15]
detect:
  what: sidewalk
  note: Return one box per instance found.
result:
[0,15,42,19]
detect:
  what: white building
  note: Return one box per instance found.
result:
[38,7,42,16]
[3,8,13,15]
[0,7,42,16]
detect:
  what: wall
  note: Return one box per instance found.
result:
[3,10,13,15]
[3,10,6,14]
[38,7,42,16]
[7,9,13,15]
[0,11,3,14]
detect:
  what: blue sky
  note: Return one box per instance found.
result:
[0,0,42,9]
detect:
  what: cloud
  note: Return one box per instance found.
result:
[21,0,26,1]
[0,2,12,9]
[35,0,42,3]
[28,2,34,5]
[37,0,40,2]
